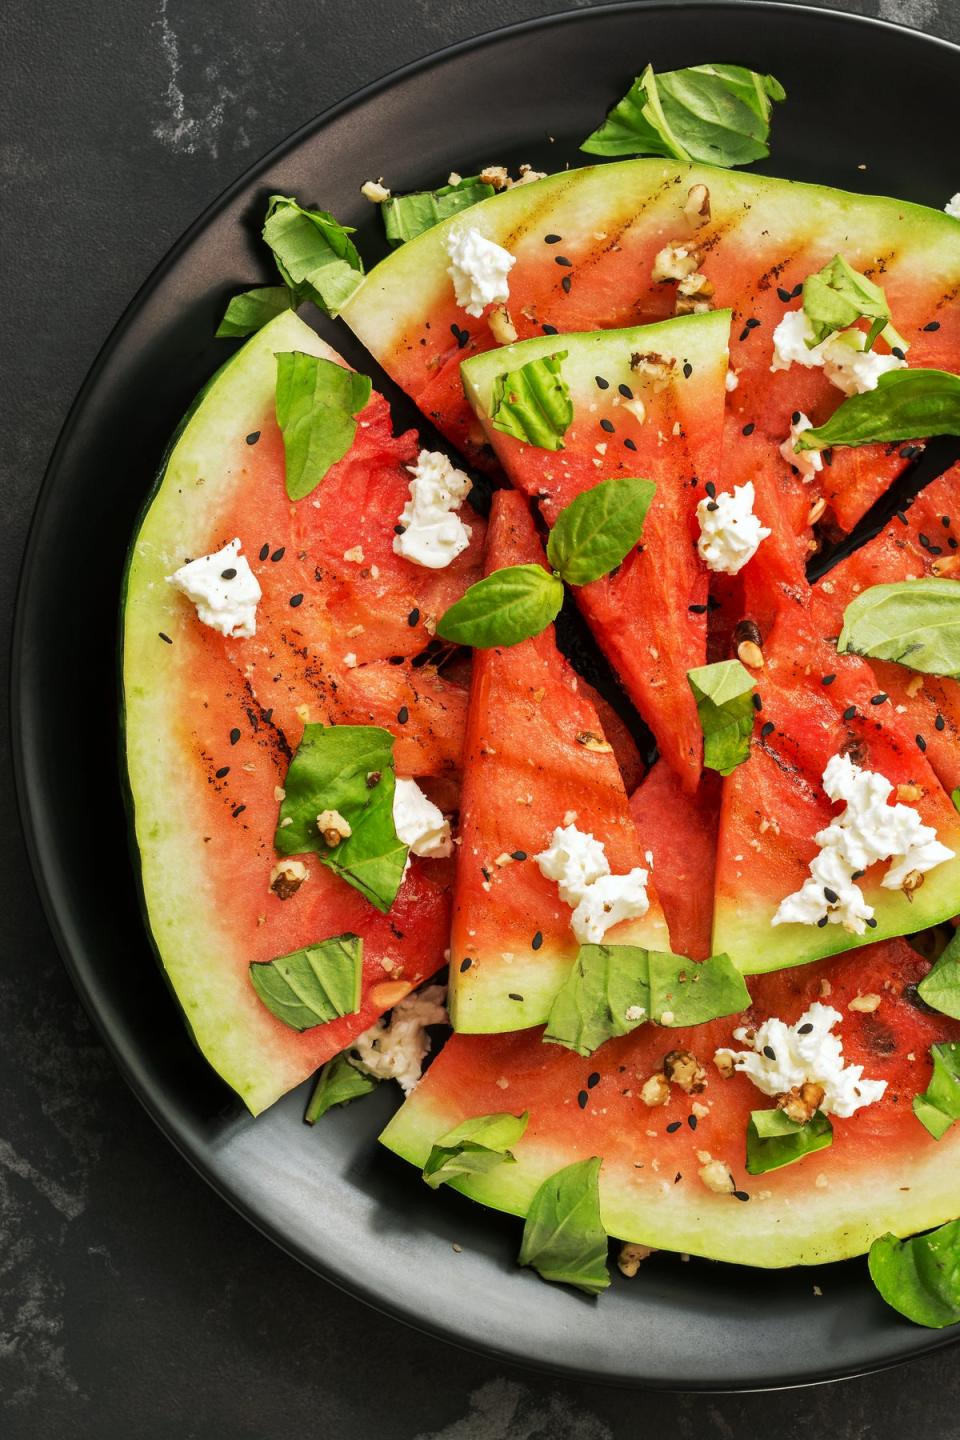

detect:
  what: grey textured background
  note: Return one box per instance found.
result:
[2,1,958,1435]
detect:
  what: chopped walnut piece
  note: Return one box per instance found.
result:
[905,673,924,698]
[515,164,547,185]
[617,1242,655,1278]
[269,859,308,900]
[713,1051,736,1079]
[777,1080,825,1124]
[317,809,352,846]
[360,179,390,203]
[819,977,833,998]
[651,242,702,283]
[848,992,882,1014]
[698,1158,735,1194]
[684,183,711,227]
[488,302,517,344]
[343,545,365,564]
[629,351,677,390]
[900,870,925,898]
[662,1049,707,1095]
[640,1072,671,1107]
[479,164,510,190]
[575,730,614,753]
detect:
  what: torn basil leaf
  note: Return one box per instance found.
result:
[913,1042,960,1141]
[802,255,900,352]
[952,787,960,814]
[795,369,960,451]
[216,285,293,339]
[275,724,408,912]
[745,1108,833,1175]
[490,351,572,451]
[687,659,757,775]
[262,195,364,315]
[544,944,750,1057]
[518,1156,610,1295]
[917,930,960,1020]
[437,564,563,649]
[581,63,785,167]
[546,477,657,587]
[837,579,960,680]
[869,1218,960,1328]
[305,1052,379,1123]
[250,933,361,1030]
[383,175,496,246]
[275,351,372,501]
[422,1111,529,1190]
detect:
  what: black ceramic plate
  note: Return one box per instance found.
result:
[13,1,960,1390]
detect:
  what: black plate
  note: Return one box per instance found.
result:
[13,1,960,1389]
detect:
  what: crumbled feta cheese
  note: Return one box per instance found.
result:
[770,308,907,396]
[393,777,452,861]
[715,1002,887,1117]
[696,481,771,575]
[535,823,649,943]
[350,984,448,1094]
[167,538,261,639]
[360,179,391,203]
[535,824,610,905]
[725,368,739,392]
[945,193,960,219]
[343,652,357,668]
[445,225,515,316]
[393,449,472,570]
[780,410,823,481]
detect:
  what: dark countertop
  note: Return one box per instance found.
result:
[2,1,958,1434]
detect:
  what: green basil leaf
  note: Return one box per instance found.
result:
[215,285,293,339]
[687,659,757,776]
[546,477,656,587]
[422,1111,529,1190]
[869,1218,960,1328]
[383,176,496,246]
[837,579,960,680]
[249,933,361,1030]
[262,195,364,315]
[518,1156,610,1295]
[952,787,960,814]
[581,63,785,167]
[436,564,563,649]
[275,723,407,912]
[490,352,573,451]
[802,255,898,351]
[745,1108,833,1175]
[796,369,960,451]
[544,944,751,1057]
[305,1052,379,1123]
[917,930,960,1020]
[912,1042,960,1140]
[275,351,372,501]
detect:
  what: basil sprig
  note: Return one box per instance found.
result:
[490,352,573,451]
[436,563,563,649]
[275,352,372,501]
[917,930,960,1020]
[544,944,750,1057]
[869,1218,960,1328]
[262,194,364,316]
[796,369,960,451]
[745,1108,833,1175]
[305,1052,379,1123]
[581,63,785,167]
[518,1156,610,1295]
[216,285,293,339]
[275,724,408,912]
[802,255,901,352]
[422,1111,529,1190]
[546,477,656,586]
[837,579,960,680]
[953,788,960,815]
[913,1043,960,1141]
[383,175,495,246]
[250,933,361,1030]
[687,659,757,775]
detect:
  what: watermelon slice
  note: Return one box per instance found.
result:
[629,763,721,962]
[122,312,484,1113]
[448,488,670,1033]
[460,314,729,789]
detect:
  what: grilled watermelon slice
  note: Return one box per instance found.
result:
[449,489,669,1033]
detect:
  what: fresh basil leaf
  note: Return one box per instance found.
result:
[796,369,960,451]
[953,787,960,815]
[216,285,293,339]
[918,930,960,1020]
[383,176,496,246]
[305,1052,379,1123]
[544,944,750,1057]
[490,352,572,451]
[518,1156,610,1295]
[436,564,563,649]
[869,1218,960,1328]
[546,477,656,587]
[687,659,756,775]
[581,63,785,167]
[275,351,372,501]
[262,195,364,315]
[275,723,408,912]
[422,1111,529,1190]
[250,933,361,1030]
[837,579,960,680]
[745,1108,833,1175]
[913,1042,960,1141]
[802,255,898,352]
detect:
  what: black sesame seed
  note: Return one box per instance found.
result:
[942,516,952,528]
[259,543,270,561]
[407,607,420,627]
[229,728,241,745]
[777,286,792,303]
[232,804,246,818]
[289,593,304,607]
[891,345,906,360]
[762,1045,777,1061]
[159,632,173,644]
[919,533,932,549]
[532,931,543,950]
[460,957,472,972]
[900,445,921,459]
[752,694,763,712]
[554,255,573,267]
[394,524,406,535]
[577,1090,589,1109]
[666,1120,682,1133]
[895,510,909,525]
[245,431,260,446]
[220,567,237,580]
[450,324,469,348]
[509,992,524,1002]
[817,915,829,928]
[745,317,760,330]
[688,1114,698,1130]
[843,705,857,721]
[397,706,409,724]
[682,361,693,378]
[542,324,559,335]
[866,917,878,929]
[870,693,887,706]
[561,274,572,293]
[511,849,528,861]
[797,1023,814,1035]
[271,547,285,562]
[823,886,839,904]
[544,233,562,244]
[732,1190,750,1202]
[742,422,755,436]
[923,320,940,331]
[935,713,945,732]
[951,538,959,550]
[822,448,833,467]
[618,383,634,399]
[738,327,751,342]
[916,733,927,752]
[688,603,708,614]
[388,654,405,665]
[600,418,615,433]
[790,283,803,299]
[705,481,716,498]
[822,673,836,686]
[791,410,801,425]
[587,1072,601,1089]
[624,438,638,452]
[215,766,230,779]
[595,375,610,390]
[761,720,774,738]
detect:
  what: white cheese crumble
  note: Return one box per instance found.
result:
[945,193,960,219]
[393,777,453,861]
[351,985,448,1094]
[725,369,739,392]
[696,481,771,575]
[393,449,473,570]
[535,823,649,944]
[773,753,954,933]
[715,1003,887,1118]
[770,308,907,397]
[167,538,261,639]
[780,410,823,481]
[445,225,516,317]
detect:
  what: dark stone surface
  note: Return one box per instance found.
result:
[2,1,957,1434]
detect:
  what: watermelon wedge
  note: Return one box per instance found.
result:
[448,489,670,1033]
[122,312,484,1113]
[629,764,721,962]
[460,314,729,788]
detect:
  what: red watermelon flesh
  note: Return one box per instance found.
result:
[448,489,670,1033]
[629,763,722,962]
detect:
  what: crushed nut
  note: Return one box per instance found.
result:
[651,242,702,283]
[515,164,547,185]
[369,979,413,1009]
[621,396,647,424]
[905,673,924,698]
[684,183,711,227]
[576,730,614,753]
[807,496,828,527]
[269,859,308,900]
[488,302,517,344]
[617,1242,655,1278]
[713,1051,736,1079]
[360,179,390,203]
[691,1099,710,1119]
[662,1049,707,1094]
[777,1080,825,1124]
[698,1158,736,1195]
[629,351,677,390]
[343,545,365,564]
[640,1072,671,1107]
[479,164,510,190]
[317,809,352,846]
[848,992,882,1014]
[931,554,960,577]
[897,783,923,803]
[901,870,925,898]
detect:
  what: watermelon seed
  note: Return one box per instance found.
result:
[705,481,716,498]
[459,957,472,972]
[587,1073,601,1089]
[776,286,792,303]
[821,674,836,686]
[822,449,833,467]
[158,632,173,644]
[229,728,241,745]
[900,444,921,459]
[509,992,524,1002]
[389,654,405,665]
[232,805,246,818]
[554,255,573,267]
[221,567,237,580]
[393,524,406,534]
[762,1046,777,1061]
[895,510,909,525]
[245,431,260,445]
[511,850,528,861]
[624,438,638,452]
[760,721,774,738]
[577,1090,589,1109]
[675,1172,682,1184]
[215,766,230,779]
[595,375,610,390]
[397,706,409,724]
[259,543,270,560]
[797,1023,814,1035]
[870,693,888,706]
[741,422,755,436]
[866,918,878,929]
[600,418,615,433]
[817,916,829,928]
[942,516,951,528]
[561,275,572,294]
[916,733,927,752]
[666,1121,681,1133]
[732,1190,750,1202]
[289,593,304,607]
[823,887,839,904]
[790,283,802,298]
[752,694,763,711]
[842,705,857,721]
[407,607,420,627]
[891,346,906,360]
[544,234,562,244]
[935,714,945,731]
[532,931,543,950]
[687,1114,697,1130]
[271,547,285,561]
[542,324,559,335]
[682,362,693,378]
[688,603,708,614]
[619,384,633,399]
[923,320,941,331]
